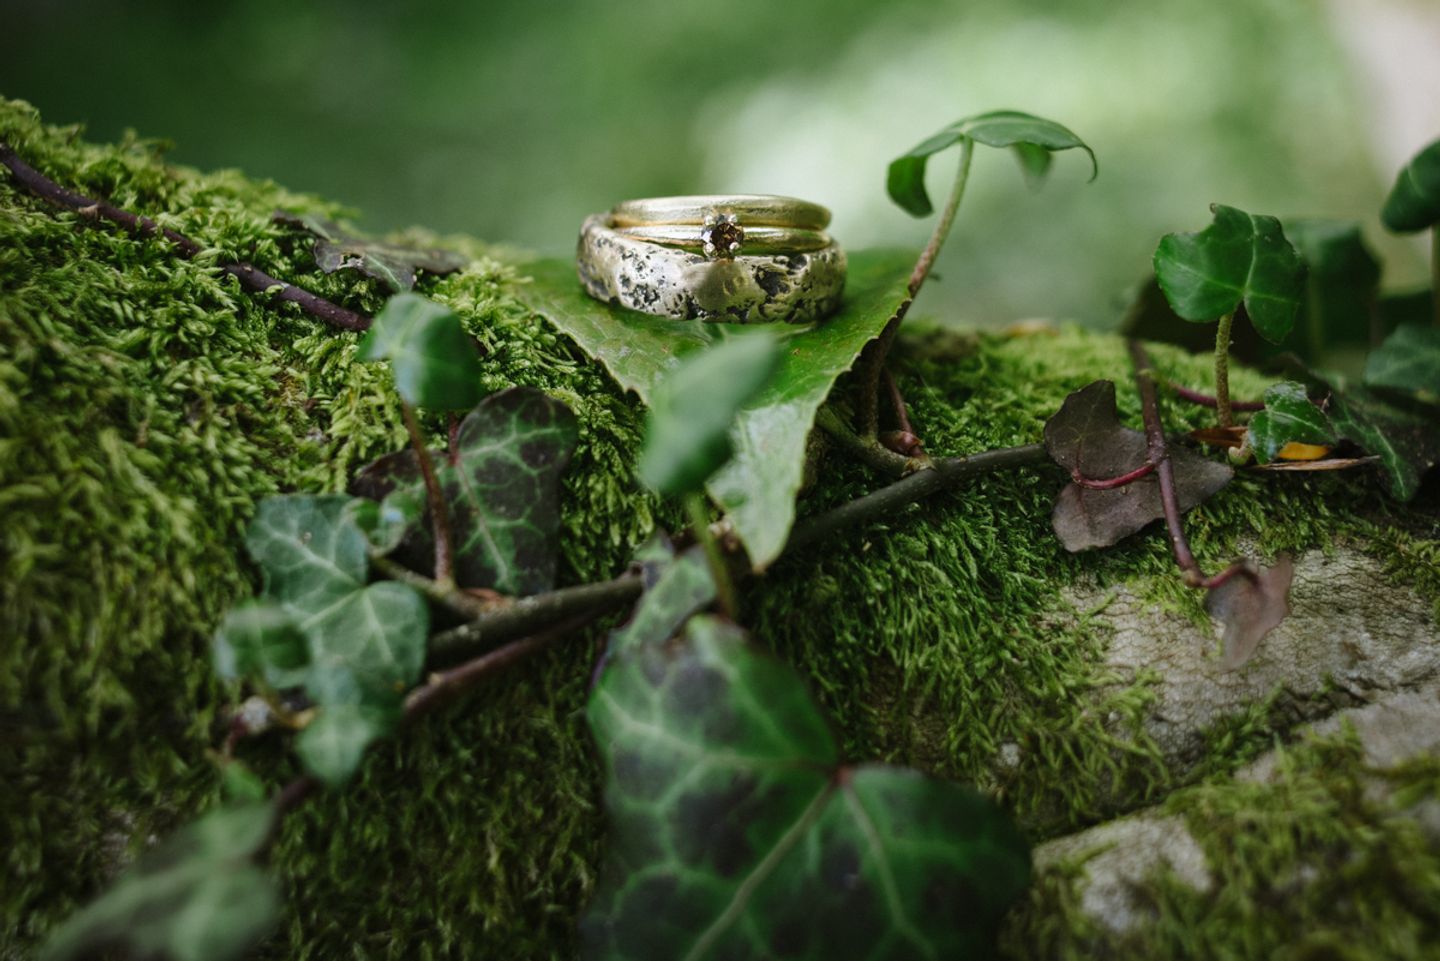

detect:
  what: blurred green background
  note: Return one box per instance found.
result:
[2,0,1436,327]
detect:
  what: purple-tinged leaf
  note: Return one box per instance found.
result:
[1205,556,1295,670]
[1044,381,1232,551]
[351,387,578,595]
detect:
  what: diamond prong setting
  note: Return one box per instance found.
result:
[700,212,744,260]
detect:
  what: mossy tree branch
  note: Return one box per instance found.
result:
[0,140,372,333]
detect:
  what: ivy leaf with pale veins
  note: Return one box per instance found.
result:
[1327,383,1440,501]
[584,615,1030,960]
[1364,324,1440,402]
[1044,380,1232,552]
[357,293,484,410]
[1380,137,1440,233]
[516,250,914,570]
[1206,556,1295,671]
[296,703,397,788]
[212,600,310,690]
[639,333,783,496]
[1246,382,1336,465]
[887,110,1097,216]
[274,211,466,291]
[350,387,578,595]
[1154,204,1305,343]
[605,538,717,659]
[39,803,279,961]
[243,495,429,708]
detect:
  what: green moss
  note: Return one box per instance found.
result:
[1006,728,1440,959]
[3,98,1435,957]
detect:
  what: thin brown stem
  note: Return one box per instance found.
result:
[1170,383,1263,413]
[855,137,974,442]
[405,614,592,720]
[447,413,462,465]
[402,403,455,589]
[782,443,1050,554]
[0,140,371,332]
[371,553,488,619]
[427,574,643,666]
[856,312,909,439]
[882,368,913,434]
[816,406,921,477]
[262,613,592,850]
[1128,339,1201,579]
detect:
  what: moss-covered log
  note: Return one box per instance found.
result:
[3,97,1437,958]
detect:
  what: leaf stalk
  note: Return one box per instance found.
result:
[1213,310,1236,427]
[401,403,456,590]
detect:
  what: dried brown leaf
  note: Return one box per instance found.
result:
[1046,381,1233,551]
[1205,556,1295,670]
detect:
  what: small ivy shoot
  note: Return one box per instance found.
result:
[887,109,1096,296]
[1153,204,1305,426]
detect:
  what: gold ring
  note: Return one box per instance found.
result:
[610,223,834,257]
[610,194,830,230]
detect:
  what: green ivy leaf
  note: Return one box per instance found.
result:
[1380,137,1440,233]
[887,110,1097,216]
[1283,219,1381,354]
[243,495,430,708]
[212,600,310,689]
[244,494,369,612]
[1246,382,1336,465]
[296,703,397,787]
[639,333,783,496]
[301,581,429,707]
[1327,383,1440,501]
[1364,324,1440,402]
[1154,204,1305,343]
[357,293,483,410]
[517,250,915,569]
[351,387,579,595]
[344,490,424,556]
[605,538,717,657]
[583,615,1030,960]
[274,211,467,291]
[1044,381,1232,551]
[39,804,279,961]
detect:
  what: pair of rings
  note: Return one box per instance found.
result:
[575,194,846,324]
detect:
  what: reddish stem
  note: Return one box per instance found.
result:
[882,368,914,435]
[1196,561,1255,591]
[1070,461,1155,490]
[1128,340,1201,578]
[402,403,455,587]
[1171,383,1264,413]
[0,141,371,332]
[447,413,462,465]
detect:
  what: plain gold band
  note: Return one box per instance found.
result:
[610,223,833,254]
[609,194,831,230]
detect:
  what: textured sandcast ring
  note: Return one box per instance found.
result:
[575,213,846,324]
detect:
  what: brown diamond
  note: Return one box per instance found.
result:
[704,220,745,258]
